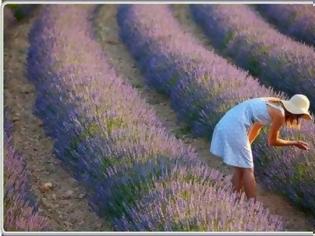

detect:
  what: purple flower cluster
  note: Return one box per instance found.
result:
[4,117,49,231]
[27,5,283,230]
[117,4,271,137]
[117,4,315,214]
[115,167,282,231]
[190,5,315,111]
[256,5,315,47]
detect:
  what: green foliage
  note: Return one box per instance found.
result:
[172,125,191,138]
[106,170,157,219]
[106,116,124,135]
[6,5,35,21]
[247,55,261,77]
[66,123,101,159]
[221,31,235,50]
[180,190,190,200]
[168,74,179,87]
[293,163,308,181]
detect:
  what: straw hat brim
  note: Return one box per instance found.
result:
[281,100,313,120]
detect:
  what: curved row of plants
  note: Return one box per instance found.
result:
[26,5,281,231]
[4,114,49,231]
[190,5,315,111]
[256,4,315,47]
[117,4,315,215]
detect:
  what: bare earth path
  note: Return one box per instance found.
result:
[94,4,314,231]
[4,7,112,231]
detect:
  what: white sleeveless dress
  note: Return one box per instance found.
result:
[209,97,284,168]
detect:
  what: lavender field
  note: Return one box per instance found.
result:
[3,4,315,231]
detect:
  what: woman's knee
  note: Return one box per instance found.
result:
[243,168,255,179]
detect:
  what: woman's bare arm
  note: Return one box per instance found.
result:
[248,122,264,144]
[268,115,296,146]
[267,110,309,150]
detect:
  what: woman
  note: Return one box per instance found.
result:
[210,94,312,199]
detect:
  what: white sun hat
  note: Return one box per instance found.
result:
[281,94,312,120]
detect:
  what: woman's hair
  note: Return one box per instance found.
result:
[270,100,303,129]
[281,104,303,130]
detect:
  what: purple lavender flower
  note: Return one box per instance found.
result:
[117,4,315,215]
[114,166,283,231]
[190,5,315,111]
[256,4,315,47]
[4,118,49,231]
[27,5,283,230]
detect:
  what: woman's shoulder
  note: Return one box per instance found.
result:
[261,96,282,103]
[265,99,285,120]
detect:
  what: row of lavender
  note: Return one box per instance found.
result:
[116,5,315,214]
[256,5,315,47]
[190,5,315,111]
[4,114,49,230]
[26,5,282,230]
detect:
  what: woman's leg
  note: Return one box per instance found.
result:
[243,168,256,199]
[232,167,244,193]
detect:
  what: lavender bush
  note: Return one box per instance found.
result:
[115,168,282,231]
[117,4,315,214]
[4,117,49,231]
[256,5,315,47]
[190,5,315,111]
[27,5,282,230]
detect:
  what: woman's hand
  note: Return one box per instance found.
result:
[294,140,310,150]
